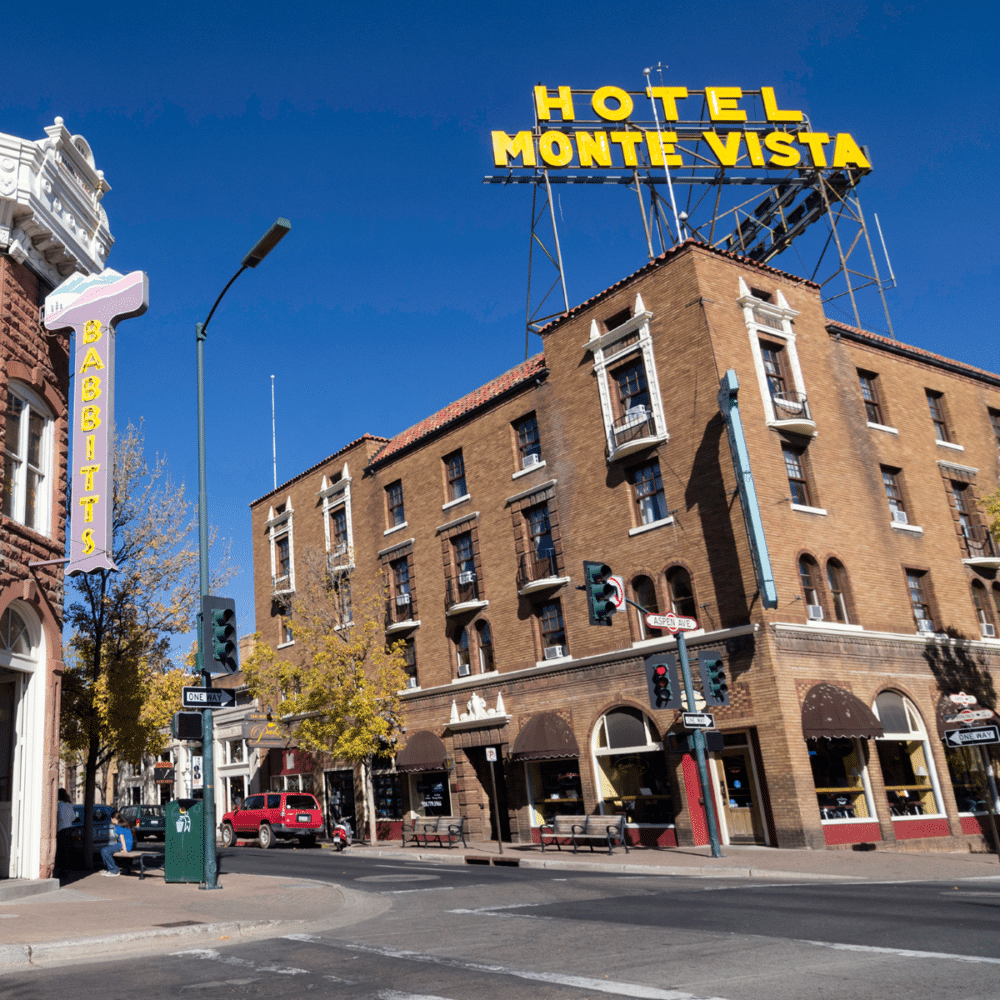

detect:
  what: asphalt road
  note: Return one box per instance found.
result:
[7,849,999,1000]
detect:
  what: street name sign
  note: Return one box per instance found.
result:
[949,692,978,706]
[182,687,236,710]
[682,712,715,729]
[943,725,1000,748]
[646,612,698,633]
[943,708,994,725]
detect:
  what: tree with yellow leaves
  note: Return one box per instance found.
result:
[242,549,407,846]
[61,422,231,865]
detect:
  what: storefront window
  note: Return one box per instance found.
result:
[410,771,450,817]
[527,760,584,825]
[807,737,873,819]
[944,747,990,814]
[373,771,403,819]
[270,773,313,793]
[592,707,674,825]
[227,775,245,812]
[873,691,941,817]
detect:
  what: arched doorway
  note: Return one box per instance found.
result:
[0,603,46,879]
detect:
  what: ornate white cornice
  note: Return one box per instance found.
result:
[0,118,113,285]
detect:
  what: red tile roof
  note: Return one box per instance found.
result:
[827,321,1000,387]
[368,354,547,467]
[537,238,820,335]
[249,433,389,508]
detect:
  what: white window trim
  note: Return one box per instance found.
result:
[890,521,924,535]
[737,277,814,435]
[512,459,547,480]
[585,293,669,460]
[936,440,965,452]
[384,520,409,537]
[3,381,54,537]
[442,493,471,511]
[267,497,295,594]
[628,515,675,537]
[790,503,828,516]
[319,464,354,570]
[867,421,899,435]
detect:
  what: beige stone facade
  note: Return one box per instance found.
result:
[250,242,1000,852]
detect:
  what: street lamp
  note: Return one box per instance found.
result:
[195,218,290,889]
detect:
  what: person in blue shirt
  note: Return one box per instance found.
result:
[100,812,133,876]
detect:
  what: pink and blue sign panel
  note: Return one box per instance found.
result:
[43,269,148,575]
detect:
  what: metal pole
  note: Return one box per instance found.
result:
[270,374,277,490]
[488,754,503,854]
[542,169,570,313]
[196,321,220,890]
[981,746,1000,861]
[676,631,724,858]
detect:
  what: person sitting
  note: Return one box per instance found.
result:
[100,812,133,877]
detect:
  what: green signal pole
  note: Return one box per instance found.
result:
[622,595,724,858]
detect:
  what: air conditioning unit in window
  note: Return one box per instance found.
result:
[406,675,419,688]
[335,543,348,555]
[916,618,935,633]
[982,623,996,638]
[457,662,471,677]
[395,593,410,606]
[806,605,824,621]
[458,571,476,585]
[543,645,564,660]
[522,452,541,469]
[891,509,909,525]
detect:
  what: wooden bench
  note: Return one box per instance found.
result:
[113,849,165,879]
[402,815,467,849]
[539,814,628,855]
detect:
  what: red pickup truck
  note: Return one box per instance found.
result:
[220,791,324,848]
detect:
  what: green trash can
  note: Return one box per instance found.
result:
[165,799,204,883]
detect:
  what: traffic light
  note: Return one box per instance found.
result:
[698,649,729,707]
[172,711,203,741]
[202,595,239,674]
[645,653,681,710]
[584,561,617,626]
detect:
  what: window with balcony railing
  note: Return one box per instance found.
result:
[388,556,414,624]
[273,534,291,591]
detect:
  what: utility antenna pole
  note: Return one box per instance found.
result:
[271,374,277,490]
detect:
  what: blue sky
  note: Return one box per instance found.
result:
[4,1,996,657]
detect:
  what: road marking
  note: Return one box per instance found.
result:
[181,979,259,990]
[796,939,1000,965]
[447,902,544,914]
[378,992,455,1000]
[380,883,491,895]
[171,948,309,975]
[341,942,731,999]
[357,874,440,883]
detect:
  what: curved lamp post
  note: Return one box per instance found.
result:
[196,218,290,889]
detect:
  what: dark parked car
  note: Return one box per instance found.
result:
[119,804,166,841]
[220,792,324,848]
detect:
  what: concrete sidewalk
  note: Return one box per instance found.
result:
[2,838,997,972]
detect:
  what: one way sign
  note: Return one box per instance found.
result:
[943,725,1000,748]
[182,687,236,710]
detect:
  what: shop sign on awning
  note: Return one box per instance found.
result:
[801,683,883,740]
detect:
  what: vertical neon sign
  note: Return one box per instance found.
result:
[43,269,148,575]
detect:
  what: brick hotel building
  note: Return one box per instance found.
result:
[250,240,1000,852]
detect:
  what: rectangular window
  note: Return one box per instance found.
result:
[514,413,542,467]
[632,461,668,524]
[906,569,934,630]
[990,408,1000,451]
[783,446,812,506]
[331,509,348,552]
[761,341,788,399]
[280,613,293,646]
[952,482,972,538]
[450,532,479,605]
[613,358,651,416]
[402,639,417,688]
[539,600,567,657]
[386,480,405,527]
[881,466,906,521]
[444,451,467,501]
[926,390,950,442]
[858,370,883,425]
[227,740,245,764]
[389,555,413,623]
[525,503,556,580]
[274,535,291,586]
[3,387,50,534]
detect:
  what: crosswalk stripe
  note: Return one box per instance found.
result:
[796,939,1000,965]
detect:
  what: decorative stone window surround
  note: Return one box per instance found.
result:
[737,277,814,435]
[585,293,668,461]
[319,463,354,572]
[266,497,295,595]
[505,480,568,594]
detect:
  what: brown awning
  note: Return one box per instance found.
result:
[510,712,580,761]
[395,730,449,772]
[802,683,883,740]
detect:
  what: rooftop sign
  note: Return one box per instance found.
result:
[491,86,870,172]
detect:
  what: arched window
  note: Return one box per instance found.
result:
[798,555,821,617]
[873,691,942,818]
[971,581,993,637]
[0,607,32,656]
[667,567,696,619]
[477,621,495,673]
[633,575,658,640]
[826,560,851,624]
[592,707,674,826]
[3,383,53,535]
